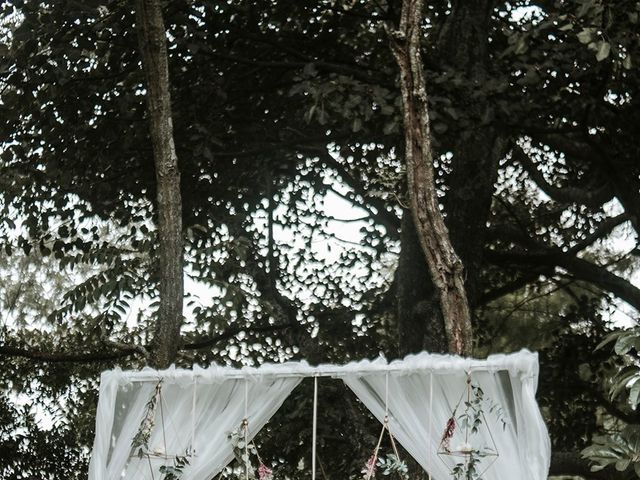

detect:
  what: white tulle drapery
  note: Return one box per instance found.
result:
[88,350,550,480]
[88,364,304,480]
[342,351,550,480]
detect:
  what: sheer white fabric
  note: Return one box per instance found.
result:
[342,351,550,480]
[88,350,550,480]
[88,364,302,480]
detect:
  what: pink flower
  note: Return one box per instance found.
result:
[258,463,273,480]
[440,416,456,452]
[362,454,376,478]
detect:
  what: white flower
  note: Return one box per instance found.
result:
[152,446,165,456]
[455,442,473,453]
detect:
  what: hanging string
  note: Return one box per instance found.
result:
[158,383,167,458]
[388,424,402,460]
[191,377,197,457]
[311,376,318,480]
[365,372,392,480]
[428,371,433,480]
[465,373,471,446]
[364,418,387,480]
[244,379,249,480]
[383,371,401,458]
[244,378,249,422]
[384,372,389,419]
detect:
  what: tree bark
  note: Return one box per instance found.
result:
[393,0,506,356]
[135,0,184,368]
[390,0,473,355]
[396,210,447,354]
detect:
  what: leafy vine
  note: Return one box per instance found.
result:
[130,380,191,479]
[228,424,273,480]
[440,377,508,480]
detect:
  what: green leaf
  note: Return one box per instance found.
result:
[610,366,639,400]
[577,28,595,44]
[380,104,394,116]
[614,333,640,355]
[596,330,625,351]
[383,120,398,135]
[578,363,592,381]
[615,459,631,471]
[629,379,640,408]
[595,41,611,61]
[514,36,528,55]
[577,0,594,18]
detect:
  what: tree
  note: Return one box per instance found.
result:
[134,0,184,368]
[390,0,472,355]
[0,1,639,478]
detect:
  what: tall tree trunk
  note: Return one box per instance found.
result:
[396,210,447,355]
[135,0,184,368]
[390,0,473,355]
[394,0,505,356]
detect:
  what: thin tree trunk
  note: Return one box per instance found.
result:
[135,0,184,368]
[390,0,473,355]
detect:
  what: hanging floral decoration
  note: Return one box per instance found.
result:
[437,373,508,480]
[228,421,276,480]
[362,416,409,480]
[129,379,192,479]
[257,463,273,480]
[362,454,377,478]
[440,416,457,453]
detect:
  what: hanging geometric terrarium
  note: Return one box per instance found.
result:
[362,414,409,480]
[129,380,194,479]
[437,374,506,480]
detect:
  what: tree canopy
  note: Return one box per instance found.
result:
[0,0,639,479]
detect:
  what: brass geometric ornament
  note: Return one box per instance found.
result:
[437,373,506,480]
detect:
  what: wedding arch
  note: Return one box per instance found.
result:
[88,349,550,480]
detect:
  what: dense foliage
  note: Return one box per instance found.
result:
[1,0,639,479]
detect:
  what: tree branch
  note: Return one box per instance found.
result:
[532,133,640,234]
[511,145,613,208]
[0,344,139,363]
[0,323,299,363]
[317,150,401,234]
[478,266,554,305]
[567,213,631,254]
[237,31,395,88]
[200,49,392,88]
[182,323,298,350]
[485,247,640,311]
